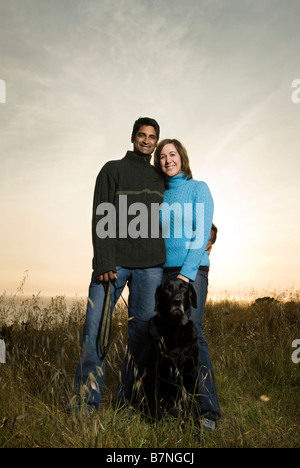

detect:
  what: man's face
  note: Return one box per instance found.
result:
[132,125,158,156]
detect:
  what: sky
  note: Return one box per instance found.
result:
[0,0,299,300]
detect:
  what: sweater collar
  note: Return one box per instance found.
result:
[124,150,152,165]
[166,172,189,189]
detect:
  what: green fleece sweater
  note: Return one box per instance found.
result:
[92,151,166,276]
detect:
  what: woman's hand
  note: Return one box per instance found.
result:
[177,274,190,283]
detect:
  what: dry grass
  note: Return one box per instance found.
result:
[0,279,299,448]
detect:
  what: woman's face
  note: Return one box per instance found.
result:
[159,143,182,177]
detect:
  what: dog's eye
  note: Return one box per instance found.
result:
[180,285,187,292]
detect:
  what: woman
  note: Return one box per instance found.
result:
[154,139,221,430]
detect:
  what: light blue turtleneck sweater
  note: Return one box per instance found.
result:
[160,173,214,281]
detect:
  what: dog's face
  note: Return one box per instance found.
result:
[155,278,197,326]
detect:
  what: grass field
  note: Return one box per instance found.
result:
[0,286,299,448]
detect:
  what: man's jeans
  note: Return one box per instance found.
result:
[163,268,221,421]
[74,265,163,411]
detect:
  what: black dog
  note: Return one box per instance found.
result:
[143,278,199,420]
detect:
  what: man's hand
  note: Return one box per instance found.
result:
[97,271,118,282]
[206,225,218,254]
[206,240,213,255]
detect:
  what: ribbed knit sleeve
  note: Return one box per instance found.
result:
[92,163,118,276]
[179,181,213,280]
[161,175,214,281]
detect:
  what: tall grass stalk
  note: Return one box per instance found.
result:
[0,285,299,448]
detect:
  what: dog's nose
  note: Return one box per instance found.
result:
[173,299,182,306]
[171,299,184,317]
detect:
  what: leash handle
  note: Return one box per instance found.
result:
[99,281,112,357]
[99,278,129,357]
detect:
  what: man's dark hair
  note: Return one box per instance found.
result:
[131,117,160,141]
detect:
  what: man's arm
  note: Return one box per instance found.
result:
[206,223,218,254]
[92,165,118,279]
[211,223,218,244]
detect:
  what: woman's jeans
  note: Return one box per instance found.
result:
[163,268,221,421]
[74,265,163,412]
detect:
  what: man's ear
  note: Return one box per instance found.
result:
[189,283,197,308]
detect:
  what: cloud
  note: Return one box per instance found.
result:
[0,0,299,295]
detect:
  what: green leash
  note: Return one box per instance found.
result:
[99,281,112,357]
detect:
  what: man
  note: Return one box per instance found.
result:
[74,117,166,412]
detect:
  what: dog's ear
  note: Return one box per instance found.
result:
[154,284,162,311]
[189,283,197,308]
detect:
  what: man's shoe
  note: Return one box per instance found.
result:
[202,418,216,431]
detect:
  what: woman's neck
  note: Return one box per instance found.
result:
[166,172,189,188]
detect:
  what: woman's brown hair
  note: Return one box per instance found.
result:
[154,139,193,180]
